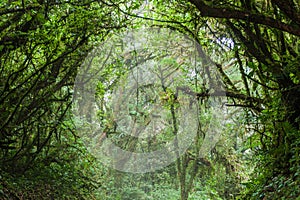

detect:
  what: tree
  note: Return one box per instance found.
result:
[0,0,135,198]
[143,0,300,199]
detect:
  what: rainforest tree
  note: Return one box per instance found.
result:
[140,0,300,199]
[0,0,138,198]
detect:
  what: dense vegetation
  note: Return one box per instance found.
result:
[0,0,299,199]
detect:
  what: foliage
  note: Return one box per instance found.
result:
[0,0,132,199]
[0,140,101,199]
[141,0,300,199]
[1,0,299,199]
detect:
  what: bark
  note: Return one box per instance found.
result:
[271,0,300,25]
[189,0,300,36]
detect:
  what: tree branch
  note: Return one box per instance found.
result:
[271,0,300,25]
[189,0,300,36]
[176,86,264,104]
[0,5,40,16]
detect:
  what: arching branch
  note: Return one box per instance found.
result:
[189,0,300,36]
